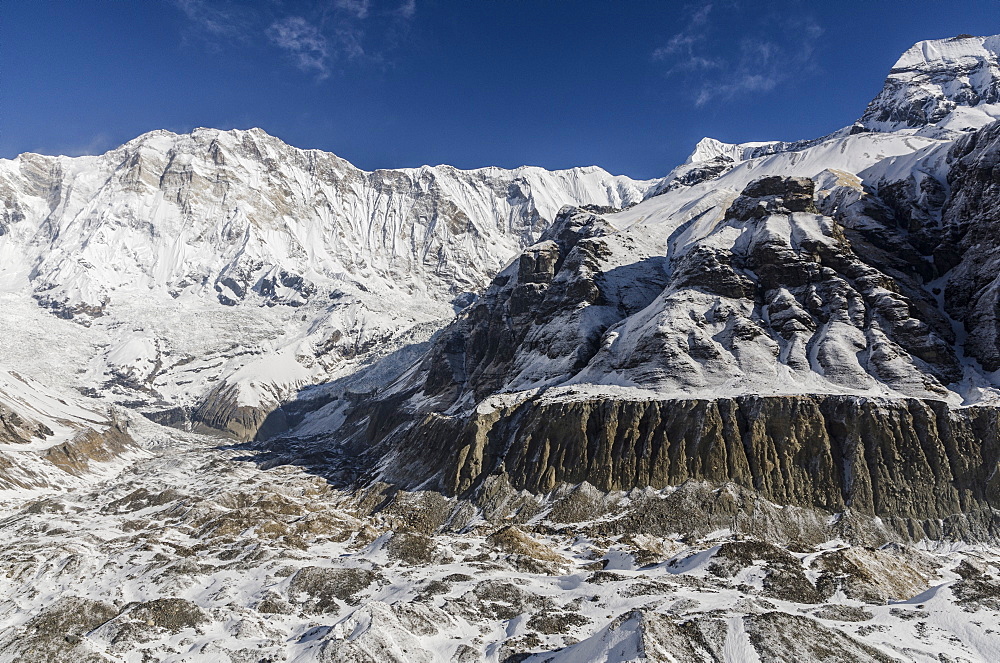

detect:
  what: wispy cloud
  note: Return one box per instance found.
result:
[334,0,371,20]
[268,16,334,79]
[169,0,417,80]
[39,133,113,158]
[171,0,251,41]
[395,0,417,19]
[652,4,714,64]
[652,3,824,107]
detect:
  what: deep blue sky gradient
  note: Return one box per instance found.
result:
[4,1,999,178]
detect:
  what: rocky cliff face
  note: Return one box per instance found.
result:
[383,174,963,410]
[359,394,1000,540]
[939,121,1000,372]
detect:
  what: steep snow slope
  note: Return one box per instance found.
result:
[0,128,653,311]
[0,128,658,437]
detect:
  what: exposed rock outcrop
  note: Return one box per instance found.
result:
[360,394,1000,540]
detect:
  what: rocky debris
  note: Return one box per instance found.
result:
[547,481,612,523]
[103,486,189,514]
[458,579,556,622]
[519,609,726,662]
[486,524,571,573]
[309,602,449,663]
[24,596,119,636]
[811,545,935,604]
[527,610,591,635]
[118,598,208,632]
[744,612,899,662]
[812,605,875,622]
[85,598,209,656]
[0,426,996,662]
[386,530,444,566]
[952,571,1000,611]
[0,597,120,663]
[374,488,458,534]
[710,541,826,603]
[288,566,382,611]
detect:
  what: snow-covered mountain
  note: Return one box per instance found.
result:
[0,128,657,438]
[5,32,1000,663]
[860,34,1000,135]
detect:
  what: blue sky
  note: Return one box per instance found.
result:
[3,1,998,178]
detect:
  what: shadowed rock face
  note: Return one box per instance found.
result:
[725,176,819,220]
[189,382,280,441]
[941,121,1000,371]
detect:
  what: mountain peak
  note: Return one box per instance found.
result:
[860,33,1000,135]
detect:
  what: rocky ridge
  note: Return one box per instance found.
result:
[0,367,136,494]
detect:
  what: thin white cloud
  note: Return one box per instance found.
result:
[172,0,248,40]
[334,0,371,20]
[268,16,332,79]
[653,3,713,61]
[49,133,113,158]
[652,4,824,107]
[396,0,417,19]
[171,0,417,79]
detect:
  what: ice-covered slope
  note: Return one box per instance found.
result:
[0,128,658,437]
[0,128,654,313]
